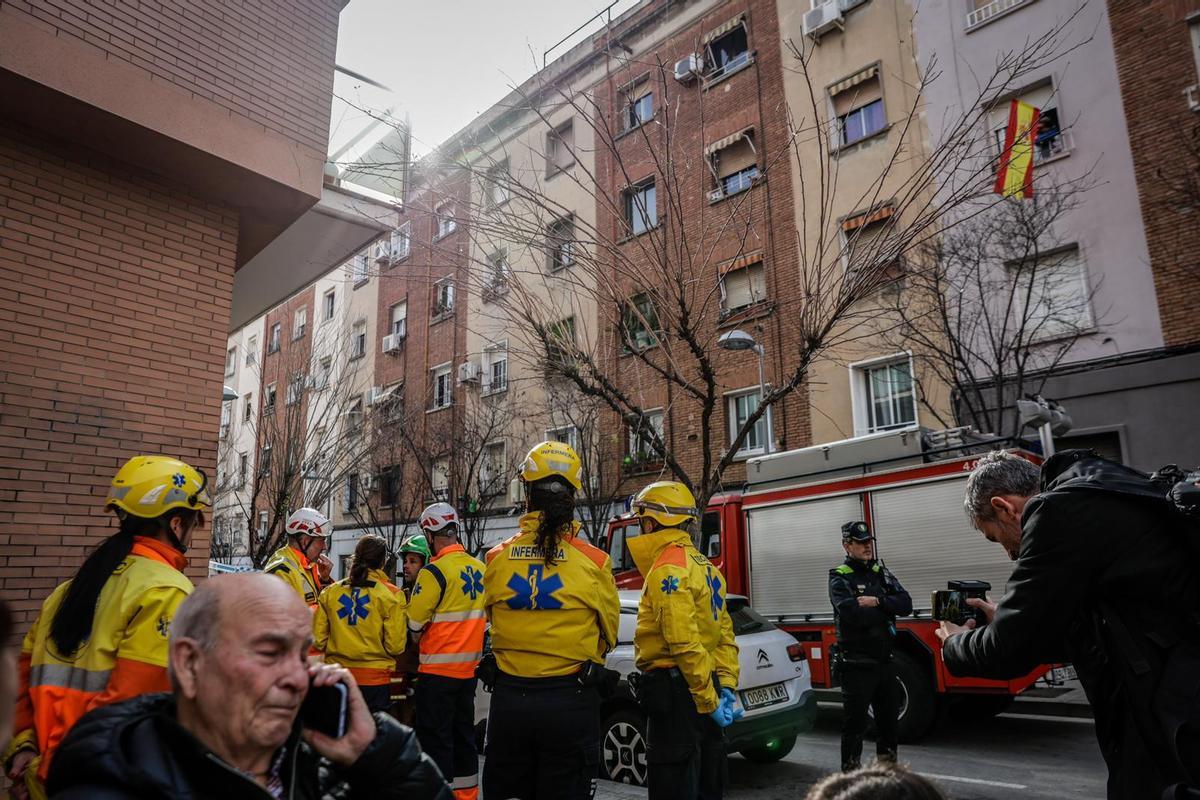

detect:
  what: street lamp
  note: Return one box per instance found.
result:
[222,385,238,401]
[718,329,773,454]
[1016,395,1072,457]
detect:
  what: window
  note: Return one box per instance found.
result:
[379,464,402,507]
[842,206,902,289]
[292,307,307,340]
[546,119,575,176]
[258,510,268,536]
[546,215,576,271]
[347,397,364,434]
[352,253,369,285]
[831,66,886,147]
[545,316,576,373]
[705,19,750,81]
[487,161,511,208]
[621,78,654,132]
[486,250,510,296]
[391,223,411,261]
[390,301,408,339]
[991,82,1068,163]
[967,0,1031,28]
[268,323,281,353]
[314,357,332,390]
[323,290,336,321]
[376,384,404,424]
[237,453,248,488]
[350,321,366,360]
[431,457,450,501]
[286,373,303,405]
[264,383,277,411]
[435,202,456,239]
[546,425,580,452]
[260,444,273,475]
[853,357,917,434]
[627,408,665,465]
[245,335,257,366]
[480,442,505,495]
[433,277,455,317]
[430,363,453,410]
[623,178,657,236]
[342,472,359,513]
[709,133,759,199]
[219,401,231,437]
[1192,17,1200,78]
[622,293,660,351]
[483,341,508,394]
[225,347,236,376]
[243,393,253,422]
[719,259,766,315]
[728,388,770,456]
[1011,246,1092,340]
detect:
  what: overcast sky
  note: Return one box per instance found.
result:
[334,0,641,158]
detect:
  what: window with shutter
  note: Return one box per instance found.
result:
[720,261,765,314]
[1011,247,1091,341]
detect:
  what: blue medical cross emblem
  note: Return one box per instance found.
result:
[660,575,680,595]
[708,568,724,620]
[461,567,484,600]
[506,564,564,610]
[337,589,370,626]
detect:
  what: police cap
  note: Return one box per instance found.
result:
[841,521,871,542]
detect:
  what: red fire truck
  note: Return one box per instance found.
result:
[602,427,1059,740]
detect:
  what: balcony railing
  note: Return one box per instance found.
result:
[966,0,1027,29]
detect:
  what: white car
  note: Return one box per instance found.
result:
[475,590,816,786]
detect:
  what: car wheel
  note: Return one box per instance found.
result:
[739,734,797,764]
[866,651,937,742]
[600,708,648,786]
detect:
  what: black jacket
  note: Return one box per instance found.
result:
[942,451,1200,800]
[829,557,913,660]
[46,693,453,800]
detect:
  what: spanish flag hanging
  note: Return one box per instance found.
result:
[993,99,1040,199]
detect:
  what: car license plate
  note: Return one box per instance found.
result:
[1050,665,1078,683]
[741,682,788,710]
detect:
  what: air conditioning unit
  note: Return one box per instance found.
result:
[803,2,844,39]
[457,361,481,384]
[707,188,725,203]
[382,334,403,354]
[372,239,392,262]
[674,53,701,83]
[508,477,525,506]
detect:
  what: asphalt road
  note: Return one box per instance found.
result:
[592,702,1107,799]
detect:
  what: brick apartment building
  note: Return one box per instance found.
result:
[0,0,349,622]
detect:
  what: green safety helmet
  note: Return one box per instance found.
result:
[400,534,431,561]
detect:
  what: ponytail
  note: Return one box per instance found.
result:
[528,478,576,567]
[348,534,388,587]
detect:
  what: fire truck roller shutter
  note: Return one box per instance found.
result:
[747,494,863,620]
[868,477,1015,615]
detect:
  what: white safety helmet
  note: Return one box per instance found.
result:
[419,502,460,534]
[285,507,331,538]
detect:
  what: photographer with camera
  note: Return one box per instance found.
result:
[937,450,1200,799]
[829,521,912,773]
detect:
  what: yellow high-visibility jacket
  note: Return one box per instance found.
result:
[264,544,323,606]
[313,568,407,686]
[6,537,193,784]
[407,544,486,679]
[484,514,621,678]
[630,527,739,714]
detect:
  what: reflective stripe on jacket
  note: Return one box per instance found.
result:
[406,544,486,679]
[264,545,323,606]
[483,514,620,678]
[313,568,408,686]
[629,528,739,714]
[7,537,193,781]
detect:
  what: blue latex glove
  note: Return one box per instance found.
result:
[721,688,745,722]
[709,700,734,728]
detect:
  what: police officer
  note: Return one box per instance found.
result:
[264,507,333,607]
[630,481,740,800]
[481,440,620,800]
[829,520,912,772]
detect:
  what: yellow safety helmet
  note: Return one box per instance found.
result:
[632,481,698,529]
[520,440,583,492]
[104,456,211,520]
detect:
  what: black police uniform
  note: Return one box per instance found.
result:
[828,522,912,772]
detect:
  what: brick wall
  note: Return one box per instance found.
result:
[5,0,341,155]
[0,124,236,624]
[1107,0,1200,346]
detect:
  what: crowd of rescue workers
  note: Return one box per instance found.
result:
[0,440,1197,800]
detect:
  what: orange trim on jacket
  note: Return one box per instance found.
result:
[407,544,487,680]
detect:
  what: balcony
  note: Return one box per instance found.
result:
[966,0,1028,30]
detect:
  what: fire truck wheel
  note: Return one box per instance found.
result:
[891,651,937,742]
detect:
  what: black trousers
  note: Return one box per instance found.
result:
[839,660,900,771]
[482,674,600,800]
[414,673,479,797]
[641,669,727,800]
[359,683,392,714]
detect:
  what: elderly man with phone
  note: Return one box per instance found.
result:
[43,573,451,799]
